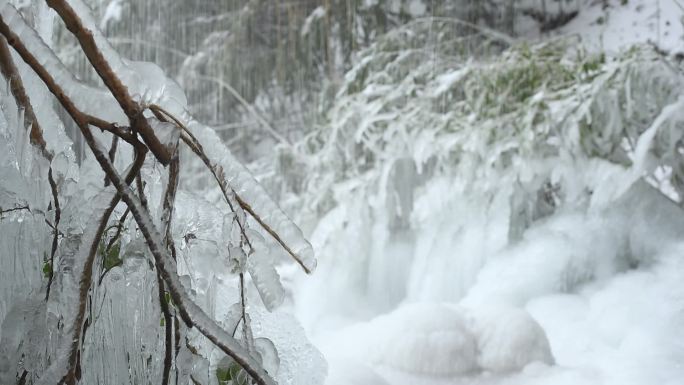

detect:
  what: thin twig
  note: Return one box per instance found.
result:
[105,207,129,253]
[104,135,119,187]
[46,168,61,300]
[135,173,148,210]
[0,205,31,217]
[108,135,118,163]
[157,271,173,385]
[164,157,180,262]
[86,115,135,144]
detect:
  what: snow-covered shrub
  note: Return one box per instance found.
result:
[276,19,684,326]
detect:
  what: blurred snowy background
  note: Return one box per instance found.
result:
[2,1,684,385]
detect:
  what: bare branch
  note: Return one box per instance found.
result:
[86,114,135,143]
[105,207,129,253]
[159,152,181,385]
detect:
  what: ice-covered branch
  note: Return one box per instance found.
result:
[150,104,316,274]
[0,2,124,123]
[0,33,63,301]
[46,0,172,165]
[0,3,319,383]
[81,129,276,385]
[0,35,50,160]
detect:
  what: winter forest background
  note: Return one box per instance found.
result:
[1,0,684,384]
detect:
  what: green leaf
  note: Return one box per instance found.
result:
[103,242,122,270]
[42,261,52,278]
[216,362,250,385]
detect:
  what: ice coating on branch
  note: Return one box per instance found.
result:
[0,2,126,124]
[247,248,285,311]
[0,1,320,383]
[37,186,117,385]
[80,241,165,385]
[45,0,315,273]
[60,0,188,109]
[147,117,179,152]
[186,119,316,273]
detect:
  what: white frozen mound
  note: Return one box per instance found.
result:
[325,303,479,376]
[364,303,478,376]
[467,306,554,373]
[327,303,554,378]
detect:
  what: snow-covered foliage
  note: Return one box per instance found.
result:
[260,15,684,385]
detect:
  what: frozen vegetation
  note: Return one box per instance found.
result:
[1,1,684,385]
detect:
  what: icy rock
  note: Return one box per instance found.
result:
[467,306,554,373]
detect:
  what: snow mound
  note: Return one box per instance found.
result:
[327,303,554,378]
[365,303,478,375]
[468,306,554,373]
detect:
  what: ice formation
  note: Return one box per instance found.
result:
[0,0,322,384]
